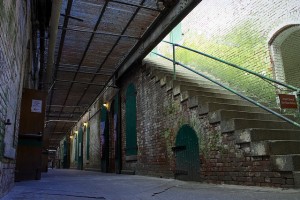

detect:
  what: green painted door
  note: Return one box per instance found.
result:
[100,105,109,172]
[86,126,90,160]
[63,140,68,168]
[113,96,121,173]
[174,125,200,181]
[125,84,137,156]
[77,127,83,170]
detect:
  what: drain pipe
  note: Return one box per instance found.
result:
[46,0,62,88]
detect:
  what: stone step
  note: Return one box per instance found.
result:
[198,102,265,115]
[271,155,300,171]
[221,118,299,133]
[251,141,300,156]
[181,90,239,102]
[167,79,220,92]
[144,59,193,74]
[188,95,251,109]
[173,84,230,96]
[151,68,192,80]
[209,110,294,124]
[153,73,214,88]
[235,128,300,143]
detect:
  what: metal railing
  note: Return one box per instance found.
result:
[151,40,300,128]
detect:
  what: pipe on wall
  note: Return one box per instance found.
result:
[46,0,62,87]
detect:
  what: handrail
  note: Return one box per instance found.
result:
[151,51,300,128]
[162,40,300,92]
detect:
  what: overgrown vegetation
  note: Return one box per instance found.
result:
[160,21,279,107]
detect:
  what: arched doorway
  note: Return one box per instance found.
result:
[173,124,200,181]
[269,25,300,88]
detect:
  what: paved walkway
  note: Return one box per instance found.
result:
[2,169,300,200]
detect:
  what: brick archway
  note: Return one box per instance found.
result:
[269,24,300,87]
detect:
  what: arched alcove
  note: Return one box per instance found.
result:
[174,124,200,181]
[269,25,300,88]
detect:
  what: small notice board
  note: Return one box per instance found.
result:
[278,94,298,109]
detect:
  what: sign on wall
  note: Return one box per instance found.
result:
[278,94,298,109]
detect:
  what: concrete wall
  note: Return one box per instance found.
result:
[0,0,32,197]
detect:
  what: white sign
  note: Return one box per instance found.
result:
[31,99,42,113]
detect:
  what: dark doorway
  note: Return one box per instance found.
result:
[173,124,200,181]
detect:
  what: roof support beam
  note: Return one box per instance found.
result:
[57,69,112,76]
[67,0,147,123]
[116,0,201,79]
[58,26,140,39]
[110,0,161,12]
[55,79,107,87]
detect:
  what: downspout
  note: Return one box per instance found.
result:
[46,0,62,88]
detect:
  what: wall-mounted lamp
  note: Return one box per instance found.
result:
[83,122,88,127]
[74,130,78,134]
[103,103,109,109]
[70,135,73,139]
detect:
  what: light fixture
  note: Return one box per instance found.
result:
[70,135,73,139]
[83,122,88,127]
[74,130,78,134]
[103,103,109,109]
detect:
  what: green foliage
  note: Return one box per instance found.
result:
[169,21,277,106]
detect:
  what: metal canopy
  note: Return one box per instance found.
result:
[45,0,166,147]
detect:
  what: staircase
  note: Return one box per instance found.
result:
[143,57,300,187]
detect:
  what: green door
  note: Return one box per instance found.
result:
[113,95,121,173]
[100,105,109,172]
[125,84,137,156]
[77,127,83,170]
[173,125,200,181]
[63,140,68,168]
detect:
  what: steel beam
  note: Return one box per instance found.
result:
[110,0,161,12]
[55,79,107,87]
[116,0,201,79]
[57,69,112,76]
[58,26,140,39]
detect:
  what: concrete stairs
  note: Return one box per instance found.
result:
[143,57,300,187]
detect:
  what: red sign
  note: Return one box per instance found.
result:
[278,94,298,109]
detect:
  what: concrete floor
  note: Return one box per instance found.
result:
[2,169,300,200]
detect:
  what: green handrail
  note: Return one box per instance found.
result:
[162,40,300,92]
[151,48,300,128]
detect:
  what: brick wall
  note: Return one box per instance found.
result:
[116,62,294,187]
[65,0,298,188]
[0,0,31,197]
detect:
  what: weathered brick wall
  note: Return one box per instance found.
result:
[179,0,300,73]
[0,0,31,197]
[65,0,298,187]
[117,63,295,187]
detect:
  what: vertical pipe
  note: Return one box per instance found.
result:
[46,0,62,86]
[172,44,176,80]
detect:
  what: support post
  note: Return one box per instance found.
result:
[173,44,176,80]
